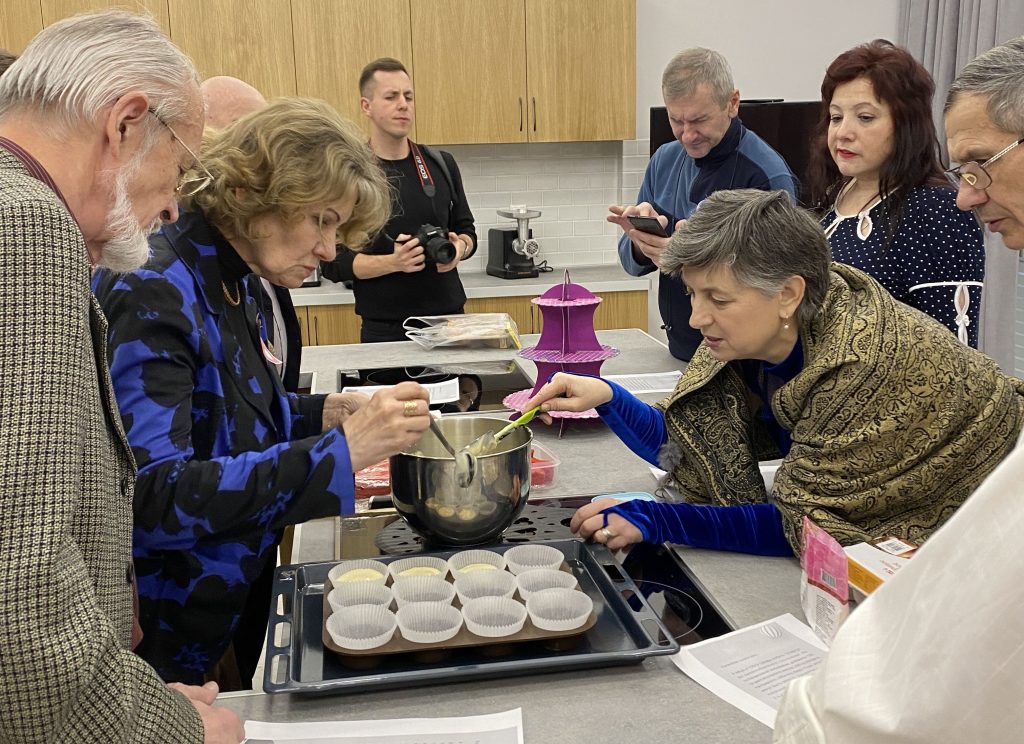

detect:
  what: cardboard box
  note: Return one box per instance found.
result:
[336,510,401,560]
[844,541,913,596]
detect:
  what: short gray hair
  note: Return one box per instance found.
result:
[944,36,1024,133]
[662,48,735,107]
[0,10,200,138]
[661,189,832,325]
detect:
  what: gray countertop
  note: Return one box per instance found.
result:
[292,265,650,307]
[220,329,802,742]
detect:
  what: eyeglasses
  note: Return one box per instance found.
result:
[946,136,1024,190]
[147,108,214,197]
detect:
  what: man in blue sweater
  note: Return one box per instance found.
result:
[613,48,797,360]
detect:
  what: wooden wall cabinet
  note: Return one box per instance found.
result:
[167,0,297,100]
[0,2,43,53]
[291,0,415,139]
[39,1,169,32]
[411,0,528,144]
[413,0,635,144]
[12,0,634,145]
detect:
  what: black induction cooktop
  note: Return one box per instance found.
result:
[371,495,734,647]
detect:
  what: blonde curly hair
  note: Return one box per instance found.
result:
[185,97,389,249]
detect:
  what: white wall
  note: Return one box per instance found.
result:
[635,0,900,137]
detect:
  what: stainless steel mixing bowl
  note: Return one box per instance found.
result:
[390,417,532,546]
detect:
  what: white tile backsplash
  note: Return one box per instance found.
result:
[437,139,652,274]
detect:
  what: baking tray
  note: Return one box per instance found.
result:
[321,563,598,656]
[262,538,680,695]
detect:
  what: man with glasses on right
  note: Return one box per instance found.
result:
[944,37,1024,250]
[772,36,1024,744]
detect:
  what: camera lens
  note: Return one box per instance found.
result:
[424,235,456,264]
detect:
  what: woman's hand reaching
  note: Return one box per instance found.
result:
[522,373,614,423]
[570,498,644,552]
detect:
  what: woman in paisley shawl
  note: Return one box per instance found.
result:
[94,99,433,686]
[525,188,1024,556]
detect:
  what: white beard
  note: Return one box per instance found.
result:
[97,166,159,273]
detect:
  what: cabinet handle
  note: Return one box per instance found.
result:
[313,316,319,345]
[532,96,537,132]
[518,97,523,132]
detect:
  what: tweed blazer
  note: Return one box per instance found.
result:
[0,150,202,742]
[659,262,1024,552]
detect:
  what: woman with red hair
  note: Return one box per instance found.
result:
[807,40,984,346]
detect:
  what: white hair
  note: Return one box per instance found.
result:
[945,36,1024,134]
[0,9,200,140]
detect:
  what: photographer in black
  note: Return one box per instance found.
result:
[322,58,477,343]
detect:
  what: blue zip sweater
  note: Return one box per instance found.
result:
[618,118,798,360]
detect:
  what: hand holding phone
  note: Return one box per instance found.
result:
[626,215,669,237]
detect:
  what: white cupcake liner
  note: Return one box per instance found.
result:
[454,569,517,604]
[395,602,463,644]
[387,556,449,581]
[327,582,394,613]
[526,587,594,632]
[326,605,397,650]
[461,596,528,638]
[504,544,564,575]
[447,549,506,575]
[328,559,388,587]
[515,568,579,598]
[391,575,457,607]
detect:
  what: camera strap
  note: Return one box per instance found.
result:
[409,140,437,198]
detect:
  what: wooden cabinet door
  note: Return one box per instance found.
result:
[292,0,414,138]
[593,290,645,331]
[293,306,311,347]
[525,0,634,142]
[39,1,169,33]
[167,0,296,99]
[0,2,42,53]
[411,0,527,145]
[308,304,361,345]
[464,295,533,335]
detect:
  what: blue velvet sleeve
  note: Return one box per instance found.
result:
[595,381,667,466]
[606,500,793,556]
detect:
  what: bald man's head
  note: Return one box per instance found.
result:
[201,75,266,129]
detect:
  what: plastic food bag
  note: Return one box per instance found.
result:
[403,313,521,350]
[799,516,849,645]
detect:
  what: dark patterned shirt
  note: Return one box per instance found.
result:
[823,185,985,347]
[93,208,356,683]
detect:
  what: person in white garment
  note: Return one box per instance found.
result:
[772,35,1024,744]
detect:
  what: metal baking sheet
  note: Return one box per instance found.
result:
[262,538,680,695]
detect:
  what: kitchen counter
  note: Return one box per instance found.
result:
[292,264,650,307]
[220,330,802,742]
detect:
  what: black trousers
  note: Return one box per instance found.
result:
[359,317,411,343]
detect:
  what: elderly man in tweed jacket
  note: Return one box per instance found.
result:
[0,11,242,744]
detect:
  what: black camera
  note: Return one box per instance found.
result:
[414,224,457,264]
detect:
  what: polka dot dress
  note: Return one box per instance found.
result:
[823,185,985,347]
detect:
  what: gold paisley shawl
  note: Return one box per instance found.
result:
[658,262,1024,552]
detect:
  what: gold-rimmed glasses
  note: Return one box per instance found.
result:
[147,107,214,197]
[946,136,1024,190]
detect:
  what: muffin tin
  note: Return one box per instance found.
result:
[263,539,680,696]
[321,547,596,657]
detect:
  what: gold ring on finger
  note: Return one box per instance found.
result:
[403,400,418,417]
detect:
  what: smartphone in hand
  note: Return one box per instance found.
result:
[626,215,669,237]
